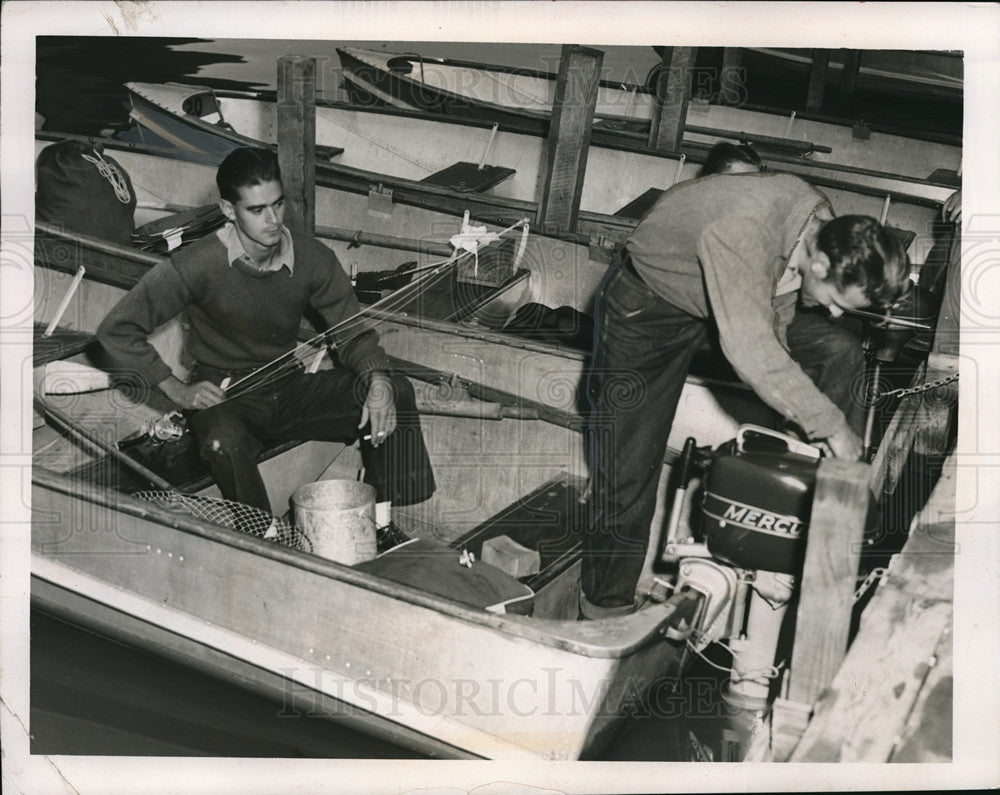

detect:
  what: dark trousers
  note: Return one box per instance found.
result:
[189,365,435,516]
[582,260,866,610]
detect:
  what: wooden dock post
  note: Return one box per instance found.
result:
[648,46,697,151]
[839,49,861,98]
[536,45,603,235]
[277,55,317,237]
[806,49,830,111]
[790,455,956,762]
[770,458,870,759]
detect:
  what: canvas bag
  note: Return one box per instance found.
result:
[36,139,137,245]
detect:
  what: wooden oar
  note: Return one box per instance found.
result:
[34,392,175,491]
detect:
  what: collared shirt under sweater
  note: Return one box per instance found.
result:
[96,224,388,386]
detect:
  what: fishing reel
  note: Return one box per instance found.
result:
[117,410,188,450]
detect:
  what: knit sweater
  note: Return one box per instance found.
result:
[627,172,846,440]
[96,228,389,386]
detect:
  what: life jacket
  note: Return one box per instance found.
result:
[36,140,137,245]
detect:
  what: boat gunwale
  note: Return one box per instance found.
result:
[31,222,756,403]
[336,46,963,147]
[30,464,686,659]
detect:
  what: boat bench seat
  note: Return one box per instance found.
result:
[33,324,97,367]
[614,188,665,220]
[67,430,308,497]
[420,162,516,193]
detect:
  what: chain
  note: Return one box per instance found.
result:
[878,372,958,400]
[854,567,888,603]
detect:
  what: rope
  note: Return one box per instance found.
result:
[81,151,132,204]
[685,635,786,683]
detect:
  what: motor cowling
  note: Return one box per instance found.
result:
[701,426,821,575]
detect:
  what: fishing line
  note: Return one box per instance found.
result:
[218,217,530,405]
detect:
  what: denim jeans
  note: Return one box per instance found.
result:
[582,258,866,610]
[189,364,435,516]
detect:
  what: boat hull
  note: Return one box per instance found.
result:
[32,469,691,759]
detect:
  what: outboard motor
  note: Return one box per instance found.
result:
[661,426,825,722]
[702,425,821,576]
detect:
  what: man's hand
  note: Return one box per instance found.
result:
[360,372,397,448]
[159,375,226,410]
[816,427,862,461]
[943,190,962,224]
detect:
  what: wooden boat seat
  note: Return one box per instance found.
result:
[925,168,960,188]
[420,162,516,193]
[33,323,96,367]
[66,423,307,495]
[386,265,530,323]
[614,188,664,220]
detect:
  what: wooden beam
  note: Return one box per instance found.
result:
[648,46,697,151]
[720,48,744,106]
[787,459,870,706]
[791,455,955,761]
[536,45,603,234]
[277,55,317,237]
[839,49,861,97]
[806,49,830,111]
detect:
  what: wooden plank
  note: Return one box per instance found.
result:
[890,624,953,762]
[720,48,744,105]
[420,162,516,193]
[787,459,870,706]
[277,55,317,237]
[33,324,95,366]
[839,49,861,97]
[806,49,830,111]
[913,352,959,457]
[537,45,603,234]
[791,456,955,761]
[648,46,697,152]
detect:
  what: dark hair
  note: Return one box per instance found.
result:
[818,215,909,306]
[216,147,281,204]
[701,142,764,176]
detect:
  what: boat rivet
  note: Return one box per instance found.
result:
[179,556,184,562]
[168,552,173,558]
[156,548,161,554]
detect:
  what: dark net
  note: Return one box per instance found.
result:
[131,491,312,553]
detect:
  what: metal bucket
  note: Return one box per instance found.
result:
[291,480,377,565]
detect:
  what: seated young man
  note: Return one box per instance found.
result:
[97,147,434,540]
[581,171,908,619]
